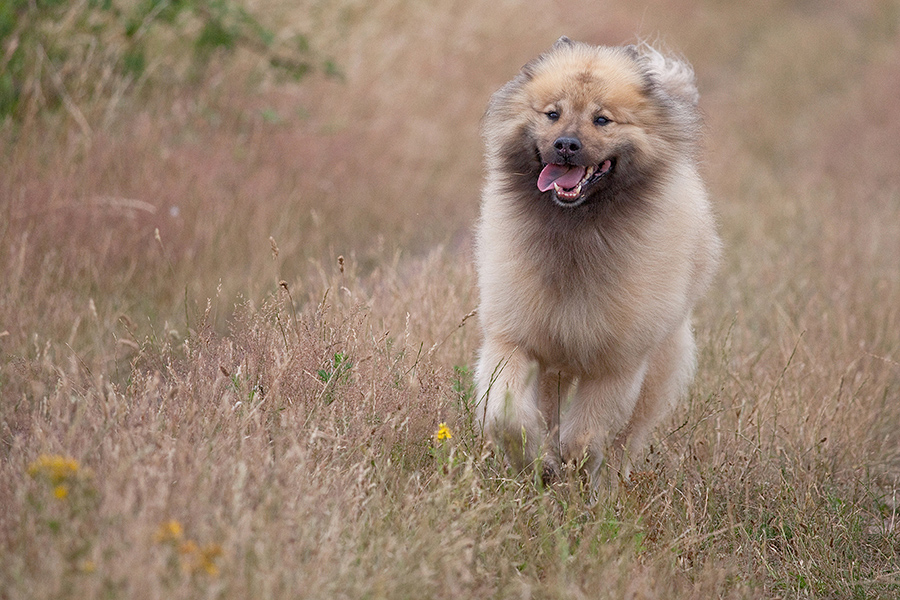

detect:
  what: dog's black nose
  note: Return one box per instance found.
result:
[553,137,581,157]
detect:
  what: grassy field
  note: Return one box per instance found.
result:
[2,0,899,597]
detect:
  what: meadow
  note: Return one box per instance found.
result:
[1,0,899,597]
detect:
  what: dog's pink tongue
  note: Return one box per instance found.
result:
[537,164,586,192]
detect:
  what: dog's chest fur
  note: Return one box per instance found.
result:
[478,197,689,374]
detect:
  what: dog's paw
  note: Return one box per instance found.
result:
[539,454,561,486]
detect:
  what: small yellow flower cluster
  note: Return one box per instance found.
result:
[179,540,224,576]
[27,454,89,500]
[154,520,222,576]
[27,454,80,481]
[79,560,96,573]
[153,520,184,544]
[436,422,453,442]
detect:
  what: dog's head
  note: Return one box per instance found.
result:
[484,38,700,209]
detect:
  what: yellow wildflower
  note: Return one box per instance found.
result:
[53,484,69,499]
[27,454,80,484]
[436,422,453,441]
[199,543,223,576]
[80,560,96,573]
[154,520,185,544]
[179,540,223,576]
[178,539,199,555]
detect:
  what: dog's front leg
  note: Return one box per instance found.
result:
[559,361,649,483]
[475,338,555,476]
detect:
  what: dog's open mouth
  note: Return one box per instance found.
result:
[537,160,614,205]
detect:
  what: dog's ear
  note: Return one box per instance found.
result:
[521,36,575,79]
[638,43,700,106]
[520,57,540,79]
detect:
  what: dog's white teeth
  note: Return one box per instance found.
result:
[585,166,595,178]
[553,181,583,201]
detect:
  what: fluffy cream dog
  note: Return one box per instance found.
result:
[474,37,721,482]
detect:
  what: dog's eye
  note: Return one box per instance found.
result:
[546,111,560,121]
[594,115,611,126]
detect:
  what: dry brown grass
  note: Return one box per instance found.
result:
[2,0,899,598]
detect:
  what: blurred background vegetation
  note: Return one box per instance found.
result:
[4,0,898,375]
[0,0,323,127]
